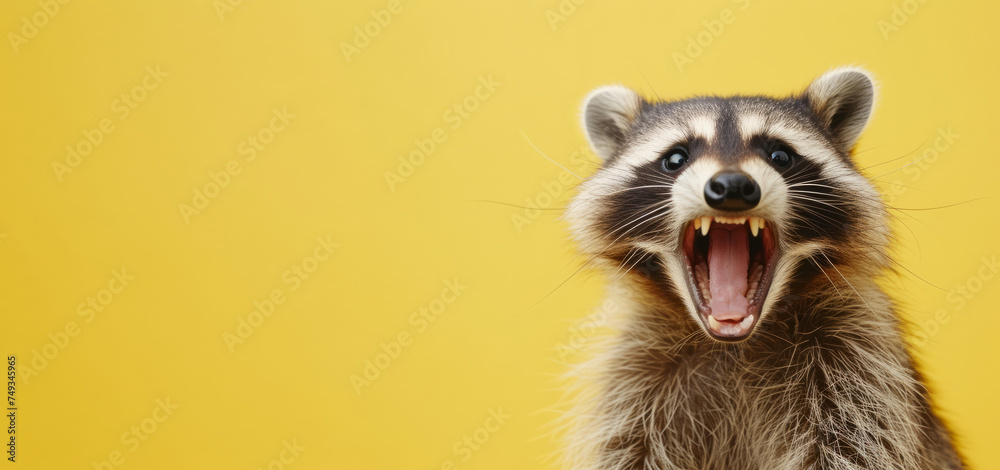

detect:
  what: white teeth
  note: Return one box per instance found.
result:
[713,216,746,225]
[745,264,764,301]
[707,314,755,335]
[693,216,766,236]
[695,263,711,301]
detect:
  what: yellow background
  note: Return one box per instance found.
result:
[1,0,997,468]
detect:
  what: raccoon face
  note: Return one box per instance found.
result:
[568,68,889,342]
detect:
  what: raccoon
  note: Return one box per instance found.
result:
[562,67,964,469]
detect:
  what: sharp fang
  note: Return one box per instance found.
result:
[694,217,701,230]
[708,315,721,331]
[740,314,754,329]
[760,219,766,228]
[700,217,712,236]
[749,217,759,237]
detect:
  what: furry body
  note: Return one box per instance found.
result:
[563,69,964,469]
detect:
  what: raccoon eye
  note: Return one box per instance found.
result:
[769,150,792,168]
[660,148,689,172]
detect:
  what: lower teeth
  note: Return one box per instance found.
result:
[707,314,755,334]
[745,264,764,302]
[695,263,711,301]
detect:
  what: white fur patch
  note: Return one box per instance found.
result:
[688,114,717,142]
[737,113,767,138]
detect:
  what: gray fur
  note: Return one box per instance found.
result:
[562,67,964,469]
[803,68,877,152]
[582,85,643,160]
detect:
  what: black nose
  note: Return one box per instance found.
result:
[704,172,760,211]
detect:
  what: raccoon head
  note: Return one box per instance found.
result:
[568,67,889,342]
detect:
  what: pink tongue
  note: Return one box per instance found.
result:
[708,226,750,321]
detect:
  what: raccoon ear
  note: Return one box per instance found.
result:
[581,85,643,160]
[803,67,877,151]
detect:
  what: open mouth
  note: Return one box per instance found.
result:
[682,216,778,341]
